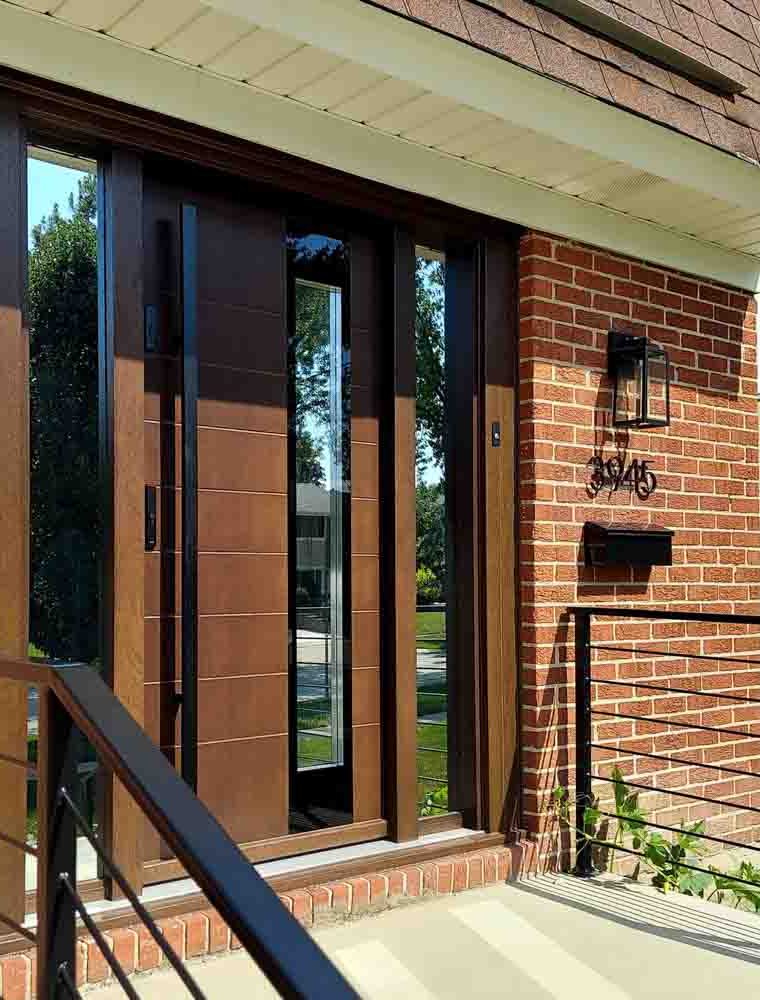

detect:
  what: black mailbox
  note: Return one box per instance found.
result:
[584,521,673,567]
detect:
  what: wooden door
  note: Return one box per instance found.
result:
[141,165,383,863]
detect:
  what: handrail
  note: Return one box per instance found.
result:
[569,606,760,884]
[0,657,358,999]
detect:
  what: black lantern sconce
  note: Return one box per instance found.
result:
[608,331,670,429]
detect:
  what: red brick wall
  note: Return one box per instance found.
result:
[517,232,760,867]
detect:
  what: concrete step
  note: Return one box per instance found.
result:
[90,875,760,998]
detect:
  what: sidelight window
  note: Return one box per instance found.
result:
[289,235,351,777]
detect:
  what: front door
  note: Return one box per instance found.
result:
[142,163,383,865]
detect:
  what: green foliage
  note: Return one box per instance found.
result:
[415,258,445,476]
[416,566,440,605]
[28,174,100,663]
[416,481,445,603]
[552,768,760,909]
[420,785,448,817]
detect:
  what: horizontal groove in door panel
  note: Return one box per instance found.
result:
[144,673,288,745]
[350,236,382,332]
[145,424,287,493]
[152,487,286,553]
[197,209,284,314]
[351,329,378,386]
[146,362,287,432]
[145,612,288,681]
[145,552,287,616]
[200,734,288,843]
[144,734,289,858]
[352,388,379,442]
[352,611,380,668]
[353,723,382,822]
[352,667,381,727]
[352,554,380,613]
[351,442,379,500]
[198,302,285,373]
[351,498,380,556]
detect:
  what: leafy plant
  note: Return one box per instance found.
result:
[552,769,760,910]
[420,785,448,817]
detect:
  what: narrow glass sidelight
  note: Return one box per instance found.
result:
[287,227,352,803]
[27,146,102,875]
[415,247,449,817]
[293,278,347,770]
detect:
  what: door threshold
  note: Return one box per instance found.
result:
[18,827,502,938]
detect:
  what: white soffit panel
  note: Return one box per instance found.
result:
[2,0,760,291]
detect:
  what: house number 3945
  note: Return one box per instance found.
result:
[587,456,657,500]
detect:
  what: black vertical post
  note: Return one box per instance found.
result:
[37,689,79,998]
[181,204,198,793]
[574,610,594,877]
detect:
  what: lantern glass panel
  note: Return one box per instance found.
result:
[613,354,643,426]
[644,345,669,426]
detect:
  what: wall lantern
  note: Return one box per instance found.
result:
[608,331,670,429]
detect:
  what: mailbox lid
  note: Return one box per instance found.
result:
[584,521,674,567]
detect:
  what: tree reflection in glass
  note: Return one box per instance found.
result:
[289,234,349,772]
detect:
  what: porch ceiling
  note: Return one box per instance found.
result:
[6,0,760,271]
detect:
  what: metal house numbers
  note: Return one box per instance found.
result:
[587,455,657,500]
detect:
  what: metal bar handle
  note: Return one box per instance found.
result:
[181,203,199,792]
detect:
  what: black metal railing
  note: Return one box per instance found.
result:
[571,605,760,883]
[0,657,358,999]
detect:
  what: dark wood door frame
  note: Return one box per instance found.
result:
[0,99,30,926]
[4,73,522,870]
[98,149,145,899]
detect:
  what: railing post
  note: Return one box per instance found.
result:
[574,610,594,878]
[37,687,79,998]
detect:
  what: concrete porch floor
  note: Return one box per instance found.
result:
[91,874,760,998]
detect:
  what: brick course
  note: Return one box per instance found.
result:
[3,844,535,998]
[518,230,760,868]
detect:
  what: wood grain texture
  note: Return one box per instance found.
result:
[143,173,290,852]
[382,229,418,842]
[0,102,28,924]
[100,150,146,898]
[482,236,519,834]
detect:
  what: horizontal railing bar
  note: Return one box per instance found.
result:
[417,720,447,727]
[592,644,760,669]
[417,776,448,785]
[570,606,760,625]
[0,829,37,857]
[58,963,83,999]
[596,810,760,854]
[589,675,760,705]
[592,708,760,740]
[585,839,760,889]
[590,742,760,782]
[591,772,760,816]
[0,751,37,773]
[417,746,447,754]
[0,912,36,943]
[60,876,146,1000]
[59,788,207,1000]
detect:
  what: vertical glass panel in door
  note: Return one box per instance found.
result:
[293,279,347,771]
[27,148,102,876]
[415,248,449,816]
